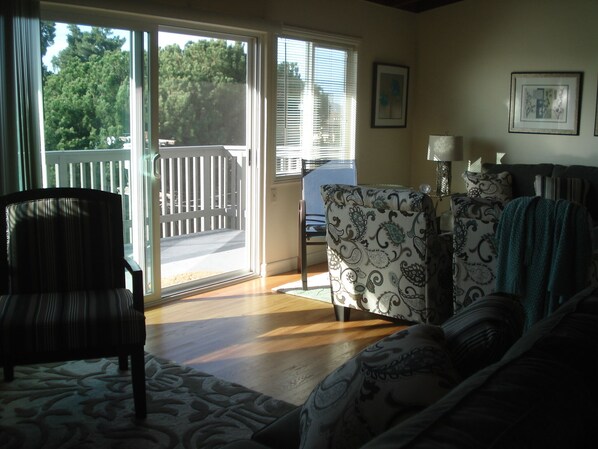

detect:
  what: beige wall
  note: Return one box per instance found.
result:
[412,0,598,194]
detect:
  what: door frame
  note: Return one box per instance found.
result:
[40,4,265,304]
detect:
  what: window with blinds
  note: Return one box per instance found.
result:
[276,34,357,177]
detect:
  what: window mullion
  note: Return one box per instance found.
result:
[302,41,315,160]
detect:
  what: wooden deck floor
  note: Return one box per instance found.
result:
[144,263,407,406]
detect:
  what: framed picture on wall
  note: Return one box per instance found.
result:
[508,72,582,135]
[594,81,598,136]
[371,63,409,128]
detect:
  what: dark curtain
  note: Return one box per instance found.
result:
[0,0,44,195]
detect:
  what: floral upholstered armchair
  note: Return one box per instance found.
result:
[452,185,598,315]
[320,184,453,325]
[451,195,506,313]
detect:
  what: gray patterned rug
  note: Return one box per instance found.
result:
[0,354,295,449]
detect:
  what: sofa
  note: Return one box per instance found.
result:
[319,184,453,325]
[452,162,598,313]
[222,286,598,449]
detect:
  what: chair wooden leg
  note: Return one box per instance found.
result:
[131,348,147,419]
[334,305,351,322]
[298,200,308,290]
[119,354,129,371]
[3,363,14,382]
[301,261,308,290]
[300,237,308,290]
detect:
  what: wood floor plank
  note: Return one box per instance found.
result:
[144,264,407,405]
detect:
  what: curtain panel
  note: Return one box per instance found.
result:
[0,0,44,195]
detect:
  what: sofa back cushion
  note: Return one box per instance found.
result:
[482,162,554,197]
[534,175,590,207]
[552,164,598,221]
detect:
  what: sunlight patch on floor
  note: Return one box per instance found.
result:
[189,325,404,363]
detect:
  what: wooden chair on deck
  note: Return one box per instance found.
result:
[0,188,147,418]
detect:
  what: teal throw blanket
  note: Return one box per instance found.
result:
[495,197,592,329]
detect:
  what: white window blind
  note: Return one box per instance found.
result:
[276,34,357,177]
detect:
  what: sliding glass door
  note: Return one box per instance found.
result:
[41,20,156,296]
[40,8,258,302]
[156,28,253,295]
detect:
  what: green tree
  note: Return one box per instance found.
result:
[43,26,129,151]
[40,21,56,80]
[158,40,247,146]
[40,21,56,56]
[53,25,125,68]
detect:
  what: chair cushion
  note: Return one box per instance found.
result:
[298,324,461,449]
[0,288,145,356]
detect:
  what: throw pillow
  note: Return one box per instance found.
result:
[441,293,524,378]
[534,175,590,206]
[298,324,461,449]
[462,171,512,203]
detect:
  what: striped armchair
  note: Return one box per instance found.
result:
[0,188,147,418]
[321,184,453,325]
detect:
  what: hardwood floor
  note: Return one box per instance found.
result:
[144,264,407,406]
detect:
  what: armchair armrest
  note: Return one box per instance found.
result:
[452,197,503,312]
[124,256,144,312]
[451,195,506,222]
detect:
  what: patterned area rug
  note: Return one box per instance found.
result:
[0,354,295,449]
[273,272,331,303]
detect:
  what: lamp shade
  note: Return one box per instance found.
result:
[427,135,463,162]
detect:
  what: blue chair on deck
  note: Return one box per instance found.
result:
[298,159,356,290]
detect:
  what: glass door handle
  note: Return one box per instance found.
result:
[152,153,161,179]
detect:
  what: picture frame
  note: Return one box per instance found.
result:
[371,63,409,128]
[594,80,598,136]
[508,72,582,135]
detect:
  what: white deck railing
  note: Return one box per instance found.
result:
[44,146,248,241]
[158,145,247,237]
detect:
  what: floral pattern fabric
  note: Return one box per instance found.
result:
[451,194,598,313]
[451,195,506,313]
[462,171,513,203]
[299,324,460,449]
[321,184,452,324]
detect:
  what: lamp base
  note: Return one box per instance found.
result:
[435,161,452,197]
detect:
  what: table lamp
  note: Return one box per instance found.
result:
[427,135,463,197]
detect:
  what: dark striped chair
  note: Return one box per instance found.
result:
[0,188,147,418]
